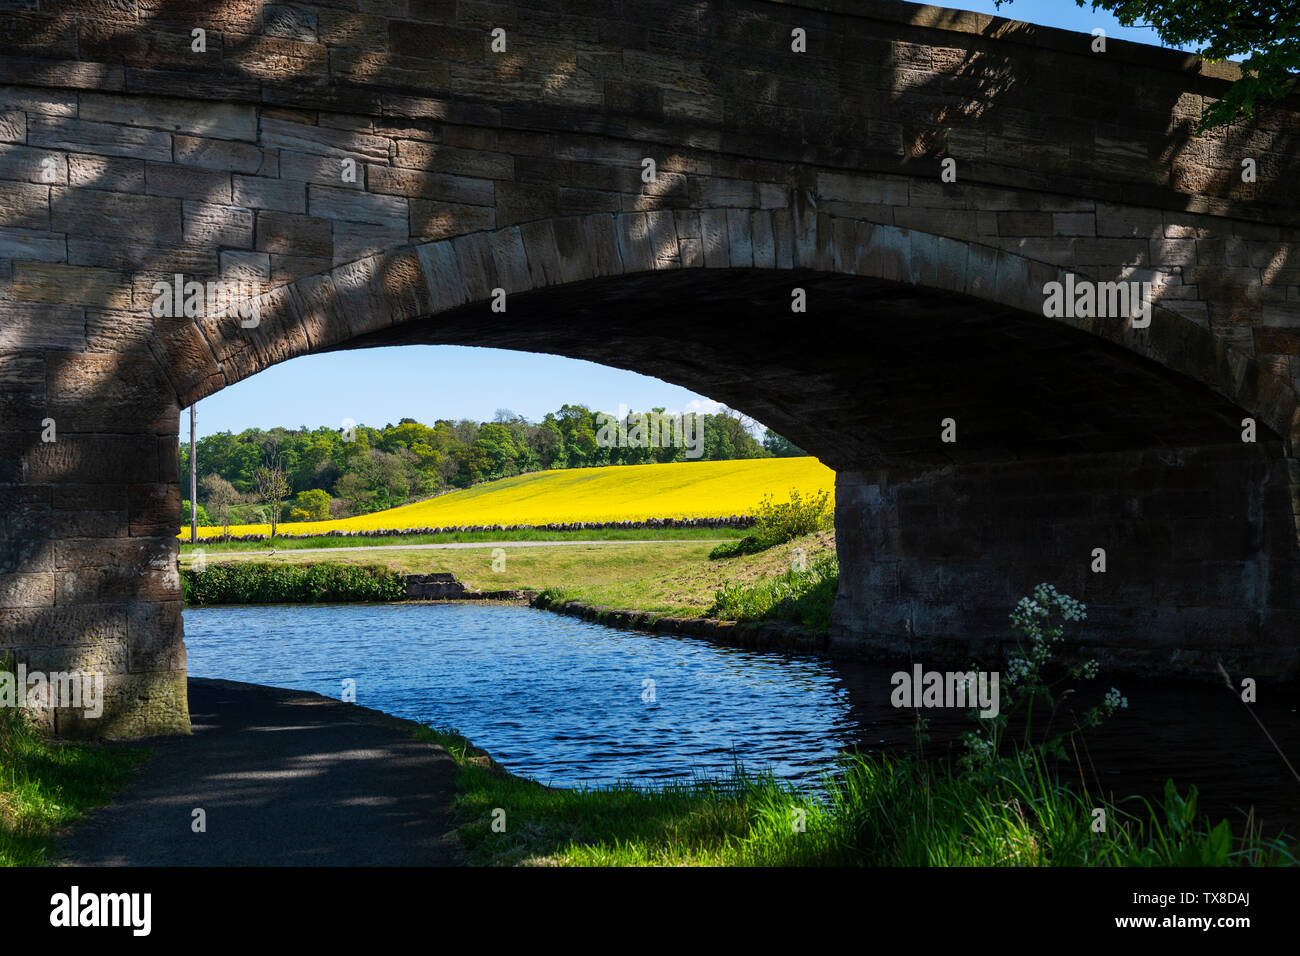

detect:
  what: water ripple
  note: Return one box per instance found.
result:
[184,603,857,789]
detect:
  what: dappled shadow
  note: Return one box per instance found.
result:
[0,0,1297,734]
[56,678,461,864]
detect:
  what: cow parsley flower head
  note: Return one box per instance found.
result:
[1006,656,1033,684]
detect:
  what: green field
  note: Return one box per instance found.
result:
[181,531,837,619]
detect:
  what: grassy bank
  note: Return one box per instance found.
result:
[180,532,838,621]
[0,710,149,866]
[419,726,1295,866]
[531,532,839,625]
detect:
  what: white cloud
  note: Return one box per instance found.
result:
[683,398,725,415]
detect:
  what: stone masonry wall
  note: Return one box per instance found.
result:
[832,439,1300,679]
[0,0,1298,734]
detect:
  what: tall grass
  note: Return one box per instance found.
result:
[710,553,839,631]
[0,705,149,866]
[420,726,1295,867]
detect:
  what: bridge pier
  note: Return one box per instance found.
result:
[1,405,191,738]
[830,442,1300,680]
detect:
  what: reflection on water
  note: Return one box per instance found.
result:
[183,603,858,787]
[183,603,1300,835]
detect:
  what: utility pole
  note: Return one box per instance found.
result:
[190,402,198,544]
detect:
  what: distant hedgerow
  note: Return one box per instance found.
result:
[182,562,407,605]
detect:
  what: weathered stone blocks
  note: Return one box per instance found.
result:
[0,0,1297,738]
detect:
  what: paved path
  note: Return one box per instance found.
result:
[201,538,728,557]
[57,679,462,866]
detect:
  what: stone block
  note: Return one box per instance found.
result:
[495,180,557,227]
[255,211,333,257]
[0,572,55,608]
[369,165,493,205]
[0,225,66,262]
[0,143,67,184]
[173,134,273,174]
[11,262,132,309]
[0,181,48,229]
[68,152,145,191]
[332,218,407,264]
[51,187,181,241]
[232,174,306,213]
[182,200,254,247]
[80,93,257,141]
[416,239,468,313]
[146,163,232,203]
[393,140,513,179]
[410,198,493,239]
[699,208,728,268]
[260,117,390,161]
[307,183,408,225]
[29,115,171,161]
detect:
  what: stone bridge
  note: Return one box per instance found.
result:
[1,0,1298,736]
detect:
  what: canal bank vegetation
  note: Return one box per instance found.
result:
[182,562,408,605]
[710,553,839,631]
[0,705,149,867]
[708,488,833,559]
[179,532,839,621]
[523,531,838,623]
[421,585,1297,867]
[423,730,1294,866]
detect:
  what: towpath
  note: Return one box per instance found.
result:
[58,678,462,866]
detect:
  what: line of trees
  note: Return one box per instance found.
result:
[181,405,808,527]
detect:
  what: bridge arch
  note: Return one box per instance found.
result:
[2,0,1300,735]
[175,208,1299,455]
[24,209,1292,738]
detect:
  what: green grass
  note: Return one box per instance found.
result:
[710,553,839,631]
[0,709,150,866]
[179,533,840,619]
[418,726,1297,867]
[179,526,746,554]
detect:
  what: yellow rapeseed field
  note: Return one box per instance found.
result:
[184,456,835,538]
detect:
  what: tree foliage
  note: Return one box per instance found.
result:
[998,0,1299,129]
[183,406,801,523]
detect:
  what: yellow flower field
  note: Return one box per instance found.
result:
[183,456,836,538]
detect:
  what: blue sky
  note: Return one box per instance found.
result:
[192,1,1188,436]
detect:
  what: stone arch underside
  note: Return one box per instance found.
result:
[11,215,1300,739]
[3,0,1300,735]
[204,214,1298,687]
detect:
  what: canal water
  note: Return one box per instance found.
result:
[183,603,1300,837]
